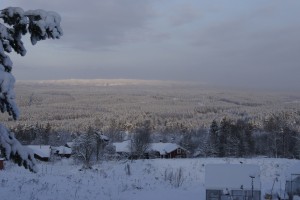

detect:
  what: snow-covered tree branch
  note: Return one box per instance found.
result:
[0,6,63,172]
[0,124,37,172]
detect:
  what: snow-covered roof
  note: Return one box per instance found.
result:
[113,140,131,153]
[149,143,185,155]
[52,146,72,155]
[27,145,51,158]
[65,142,73,148]
[205,164,261,190]
[99,134,109,141]
[113,141,185,154]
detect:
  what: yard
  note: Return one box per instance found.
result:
[0,157,299,200]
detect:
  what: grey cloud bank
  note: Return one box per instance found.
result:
[2,0,300,90]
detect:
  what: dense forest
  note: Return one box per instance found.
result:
[7,81,299,160]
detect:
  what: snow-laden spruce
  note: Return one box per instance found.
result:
[0,6,63,172]
[0,124,37,172]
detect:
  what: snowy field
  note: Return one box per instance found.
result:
[1,158,299,200]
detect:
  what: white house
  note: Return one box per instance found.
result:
[113,140,132,156]
[205,164,261,200]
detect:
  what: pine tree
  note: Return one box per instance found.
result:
[0,7,63,172]
[218,117,232,157]
[244,121,254,156]
[209,120,219,156]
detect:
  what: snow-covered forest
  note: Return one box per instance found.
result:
[2,80,299,133]
[0,80,299,159]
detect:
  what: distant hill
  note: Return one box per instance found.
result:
[17,79,195,87]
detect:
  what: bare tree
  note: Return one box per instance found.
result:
[73,128,96,169]
[106,119,124,142]
[131,120,152,159]
[94,130,109,161]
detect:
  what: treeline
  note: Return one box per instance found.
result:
[180,113,300,159]
[10,123,73,146]
[10,112,300,160]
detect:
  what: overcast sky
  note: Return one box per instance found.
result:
[2,0,300,90]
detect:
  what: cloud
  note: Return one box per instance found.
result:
[2,0,300,90]
[63,1,156,49]
[169,3,201,27]
[2,0,156,50]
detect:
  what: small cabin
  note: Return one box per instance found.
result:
[113,140,132,158]
[52,146,72,158]
[27,145,51,162]
[149,143,187,158]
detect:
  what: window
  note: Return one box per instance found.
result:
[177,148,181,154]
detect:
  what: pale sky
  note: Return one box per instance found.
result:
[2,0,300,90]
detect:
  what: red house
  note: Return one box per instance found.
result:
[113,141,187,159]
[0,158,4,170]
[149,143,187,158]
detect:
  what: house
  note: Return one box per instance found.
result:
[27,145,51,161]
[65,142,74,148]
[205,164,261,200]
[113,141,187,159]
[113,140,132,157]
[149,143,187,158]
[0,158,4,170]
[52,146,72,158]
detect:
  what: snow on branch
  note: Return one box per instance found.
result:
[0,7,63,69]
[0,6,63,172]
[0,66,19,120]
[0,124,37,172]
[0,7,63,119]
[25,9,63,45]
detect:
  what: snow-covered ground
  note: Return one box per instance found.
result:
[0,158,299,200]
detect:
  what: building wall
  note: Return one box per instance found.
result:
[34,154,49,162]
[168,148,187,158]
[0,160,4,170]
[206,190,221,200]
